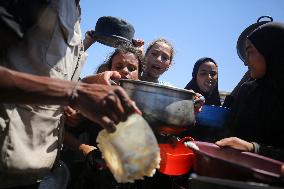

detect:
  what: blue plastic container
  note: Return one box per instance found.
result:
[196,105,230,128]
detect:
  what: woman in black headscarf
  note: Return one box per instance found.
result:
[185,57,221,106]
[216,22,284,161]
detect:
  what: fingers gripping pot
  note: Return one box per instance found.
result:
[96,114,160,183]
[119,79,196,134]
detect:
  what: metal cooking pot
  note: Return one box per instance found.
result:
[119,79,196,134]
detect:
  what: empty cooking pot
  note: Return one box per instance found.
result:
[119,79,196,134]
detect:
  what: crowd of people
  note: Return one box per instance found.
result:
[1,1,284,189]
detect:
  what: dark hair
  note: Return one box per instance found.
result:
[185,57,221,106]
[145,38,175,63]
[96,47,144,77]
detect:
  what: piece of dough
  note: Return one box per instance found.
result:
[96,114,160,183]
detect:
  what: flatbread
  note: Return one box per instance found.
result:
[96,114,160,183]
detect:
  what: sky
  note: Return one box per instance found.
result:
[79,0,284,92]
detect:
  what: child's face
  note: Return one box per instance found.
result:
[245,40,266,79]
[196,61,218,93]
[145,42,172,78]
[111,52,139,80]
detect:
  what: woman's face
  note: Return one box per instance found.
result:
[196,61,218,93]
[111,52,139,80]
[245,40,266,79]
[145,42,172,78]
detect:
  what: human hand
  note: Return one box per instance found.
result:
[64,106,84,127]
[83,30,97,51]
[70,82,142,133]
[215,137,254,152]
[187,90,205,113]
[82,71,122,86]
[132,38,144,53]
[79,143,96,157]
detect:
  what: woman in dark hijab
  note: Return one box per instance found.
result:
[216,22,284,161]
[185,57,221,106]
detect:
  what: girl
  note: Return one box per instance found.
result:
[141,38,174,86]
[185,57,221,106]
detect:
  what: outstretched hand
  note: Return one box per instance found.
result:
[215,137,254,152]
[83,30,97,51]
[82,71,122,86]
[132,38,145,53]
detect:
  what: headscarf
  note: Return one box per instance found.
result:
[185,57,221,106]
[226,22,284,151]
[247,22,284,93]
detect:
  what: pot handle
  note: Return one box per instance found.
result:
[257,15,273,23]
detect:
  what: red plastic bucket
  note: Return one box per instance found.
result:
[158,137,195,176]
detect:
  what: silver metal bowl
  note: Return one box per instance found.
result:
[120,79,196,134]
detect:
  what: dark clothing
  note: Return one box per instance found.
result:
[184,57,222,141]
[63,118,193,189]
[0,0,50,52]
[227,79,284,149]
[5,183,39,189]
[62,119,177,189]
[222,70,252,108]
[225,22,284,161]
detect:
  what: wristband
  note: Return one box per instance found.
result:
[251,142,260,153]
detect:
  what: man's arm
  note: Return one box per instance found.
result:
[0,66,141,132]
[0,66,74,105]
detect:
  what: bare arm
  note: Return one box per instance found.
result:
[215,137,254,151]
[0,66,74,105]
[0,66,141,132]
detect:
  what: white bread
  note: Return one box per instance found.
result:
[96,114,160,183]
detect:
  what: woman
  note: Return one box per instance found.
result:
[141,38,174,86]
[216,22,284,161]
[185,57,221,106]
